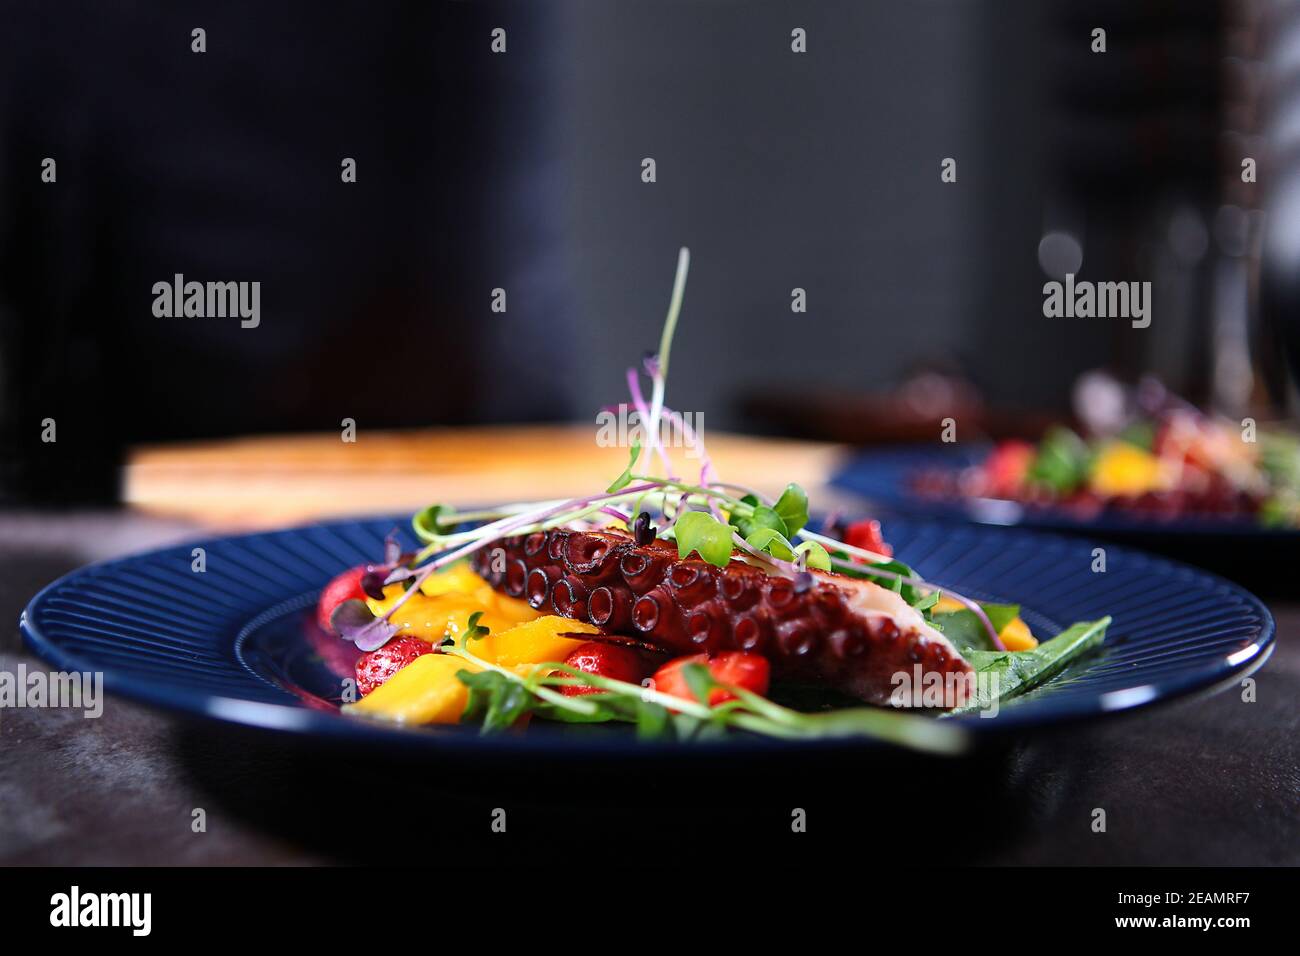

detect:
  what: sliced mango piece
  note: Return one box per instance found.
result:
[471,615,603,667]
[998,616,1038,651]
[932,596,1037,650]
[365,564,540,643]
[345,615,606,726]
[372,590,518,641]
[417,562,487,598]
[345,653,482,724]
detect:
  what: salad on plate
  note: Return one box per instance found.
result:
[913,381,1300,528]
[318,250,1111,754]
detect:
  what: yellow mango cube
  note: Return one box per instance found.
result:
[999,616,1038,651]
[343,614,606,726]
[364,563,540,643]
[345,653,481,724]
[471,615,603,667]
[417,562,486,598]
[931,596,1038,650]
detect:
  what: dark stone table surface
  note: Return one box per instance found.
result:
[2,512,1296,866]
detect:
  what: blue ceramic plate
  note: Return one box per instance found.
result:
[20,515,1275,755]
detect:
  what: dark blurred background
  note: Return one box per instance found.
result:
[1,0,1296,504]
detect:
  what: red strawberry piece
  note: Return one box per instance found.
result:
[560,641,656,696]
[317,565,370,632]
[843,518,893,558]
[355,636,436,697]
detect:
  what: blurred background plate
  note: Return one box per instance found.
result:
[832,444,1300,594]
[20,514,1275,757]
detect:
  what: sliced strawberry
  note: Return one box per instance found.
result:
[843,518,893,558]
[354,636,436,697]
[651,651,770,707]
[317,565,369,632]
[560,641,656,696]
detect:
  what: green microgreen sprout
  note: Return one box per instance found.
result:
[434,617,970,753]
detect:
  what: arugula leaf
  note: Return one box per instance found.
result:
[439,648,968,753]
[933,602,1021,653]
[932,609,990,653]
[981,603,1021,633]
[911,590,941,615]
[864,559,921,602]
[773,483,810,536]
[458,669,536,732]
[951,617,1110,714]
[606,439,642,493]
[675,510,734,567]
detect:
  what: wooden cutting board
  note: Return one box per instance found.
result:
[124,425,847,530]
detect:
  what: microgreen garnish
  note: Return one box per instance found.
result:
[674,510,734,567]
[330,599,397,652]
[413,504,451,543]
[680,662,715,707]
[731,500,787,540]
[382,532,402,567]
[345,246,1009,675]
[607,438,642,494]
[464,610,490,642]
[792,540,831,571]
[359,571,388,601]
[911,590,941,615]
[743,526,795,561]
[436,618,968,752]
[458,669,536,732]
[772,483,810,537]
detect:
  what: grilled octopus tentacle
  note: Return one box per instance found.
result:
[471,529,972,707]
